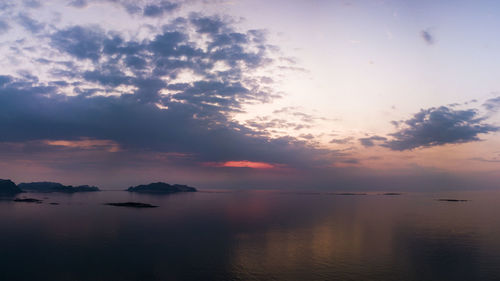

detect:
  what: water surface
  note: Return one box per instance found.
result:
[1,190,500,280]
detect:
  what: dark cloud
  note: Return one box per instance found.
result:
[0,15,338,170]
[66,0,182,16]
[359,136,387,147]
[190,14,226,35]
[383,106,498,150]
[143,1,179,17]
[49,15,277,110]
[51,26,107,61]
[0,76,332,168]
[420,29,434,45]
[17,12,45,33]
[0,75,12,86]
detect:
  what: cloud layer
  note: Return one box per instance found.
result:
[0,6,336,173]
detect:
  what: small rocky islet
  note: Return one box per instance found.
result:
[437,199,469,202]
[104,202,158,208]
[13,198,43,203]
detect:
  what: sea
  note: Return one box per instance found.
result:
[1,189,500,281]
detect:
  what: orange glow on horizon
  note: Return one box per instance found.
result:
[45,139,120,152]
[224,161,275,169]
[204,160,276,169]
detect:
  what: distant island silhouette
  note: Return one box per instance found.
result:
[0,179,197,195]
[0,179,22,195]
[13,198,43,203]
[127,182,197,194]
[18,182,99,193]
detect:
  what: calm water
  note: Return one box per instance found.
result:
[1,190,500,281]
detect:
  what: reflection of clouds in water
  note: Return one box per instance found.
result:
[228,192,500,280]
[230,195,404,280]
[2,191,500,280]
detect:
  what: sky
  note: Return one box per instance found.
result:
[0,0,499,190]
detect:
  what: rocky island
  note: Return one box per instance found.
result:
[105,202,158,208]
[18,182,99,193]
[127,182,197,194]
[0,179,23,195]
[437,199,469,202]
[13,198,43,203]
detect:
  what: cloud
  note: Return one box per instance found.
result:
[51,26,107,61]
[383,106,498,150]
[190,13,226,34]
[49,16,277,109]
[0,20,10,35]
[143,1,179,17]
[420,29,434,45]
[0,14,339,171]
[23,0,42,9]
[468,157,500,163]
[65,0,183,16]
[17,12,45,33]
[330,137,353,144]
[359,136,387,147]
[0,77,333,168]
[68,0,88,8]
[483,96,500,113]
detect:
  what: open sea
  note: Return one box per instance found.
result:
[1,190,500,281]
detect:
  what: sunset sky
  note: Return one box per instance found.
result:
[0,0,499,190]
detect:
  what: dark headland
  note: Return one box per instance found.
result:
[127,182,197,194]
[18,182,99,193]
[0,179,23,195]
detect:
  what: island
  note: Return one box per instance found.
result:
[437,199,469,202]
[126,182,197,194]
[105,202,158,208]
[13,198,43,203]
[0,179,23,195]
[18,182,99,193]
